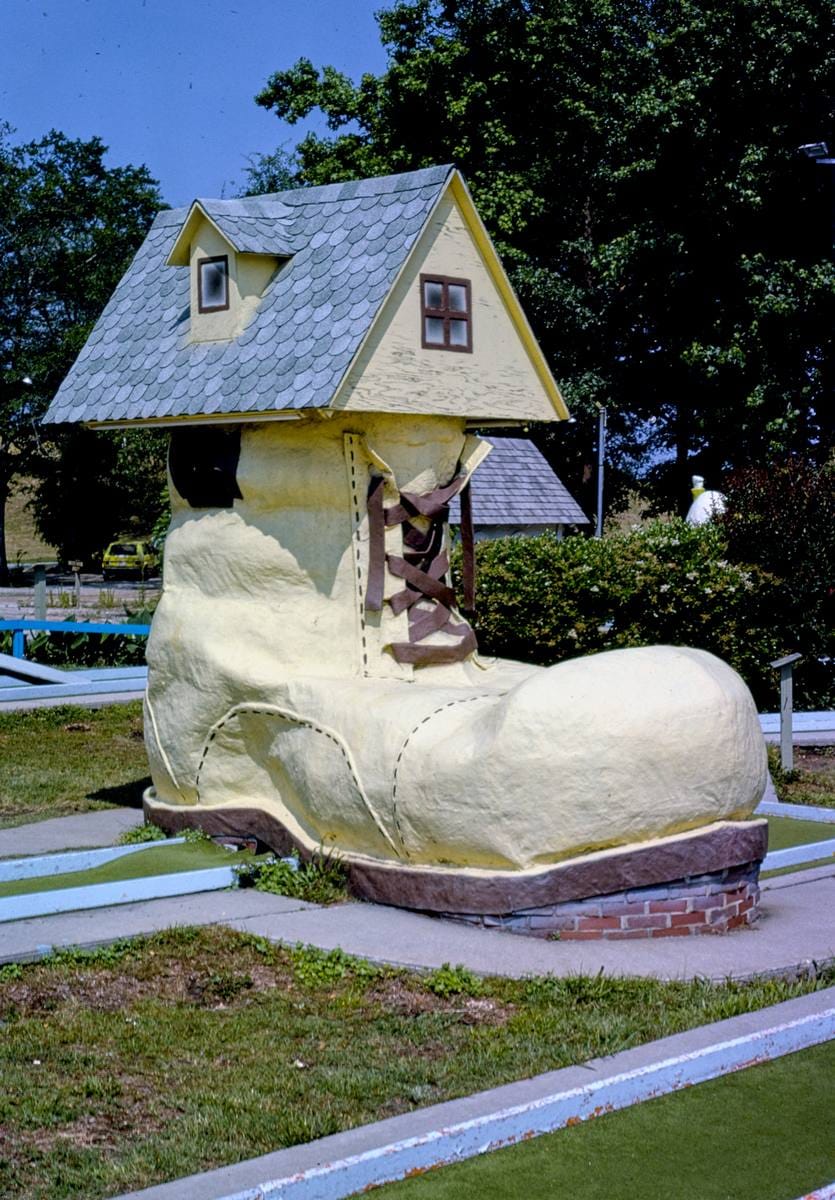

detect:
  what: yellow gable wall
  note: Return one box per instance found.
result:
[188,218,277,344]
[332,189,561,422]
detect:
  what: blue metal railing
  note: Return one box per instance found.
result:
[0,619,151,659]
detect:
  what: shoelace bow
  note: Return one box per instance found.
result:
[365,470,476,666]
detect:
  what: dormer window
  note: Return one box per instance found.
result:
[198,255,230,313]
[421,275,472,352]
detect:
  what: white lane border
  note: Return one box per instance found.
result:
[763,839,835,871]
[117,991,835,1200]
[0,865,237,923]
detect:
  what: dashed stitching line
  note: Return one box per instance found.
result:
[345,435,369,676]
[391,693,495,852]
[144,686,183,796]
[195,701,400,856]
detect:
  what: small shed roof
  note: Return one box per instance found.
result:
[450,437,589,527]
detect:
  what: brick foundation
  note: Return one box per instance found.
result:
[435,861,761,939]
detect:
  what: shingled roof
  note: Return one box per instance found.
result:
[43,165,454,427]
[450,437,589,528]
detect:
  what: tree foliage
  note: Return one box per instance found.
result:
[719,458,835,704]
[31,426,169,566]
[0,128,164,575]
[254,0,835,509]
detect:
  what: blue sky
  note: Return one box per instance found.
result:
[2,0,387,206]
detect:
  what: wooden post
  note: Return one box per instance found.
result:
[33,564,46,621]
[770,653,802,772]
[70,561,82,609]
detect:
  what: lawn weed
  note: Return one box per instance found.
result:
[118,822,167,845]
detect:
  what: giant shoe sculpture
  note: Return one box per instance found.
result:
[43,166,767,936]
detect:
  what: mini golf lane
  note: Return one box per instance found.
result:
[377,1039,835,1200]
[0,838,251,922]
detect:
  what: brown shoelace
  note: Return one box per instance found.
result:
[365,471,476,666]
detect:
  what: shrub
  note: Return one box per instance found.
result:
[454,519,793,708]
[719,460,835,708]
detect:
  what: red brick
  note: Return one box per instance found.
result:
[560,930,611,941]
[576,916,621,930]
[623,913,670,929]
[651,926,691,937]
[670,911,707,927]
[603,929,652,939]
[599,900,648,916]
[649,899,689,913]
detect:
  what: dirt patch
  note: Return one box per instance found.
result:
[1,956,513,1026]
[795,747,835,775]
[1,1074,172,1158]
[365,975,512,1025]
[0,960,280,1018]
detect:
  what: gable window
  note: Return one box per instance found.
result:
[197,255,230,313]
[420,275,472,352]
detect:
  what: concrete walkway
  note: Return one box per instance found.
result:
[0,807,143,857]
[3,850,834,980]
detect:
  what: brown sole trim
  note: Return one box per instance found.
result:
[144,797,768,917]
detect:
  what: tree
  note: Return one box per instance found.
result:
[0,128,164,577]
[31,427,169,566]
[253,0,835,510]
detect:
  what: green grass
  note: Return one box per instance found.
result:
[381,1040,835,1200]
[0,702,149,829]
[0,840,258,899]
[0,927,832,1200]
[768,745,835,810]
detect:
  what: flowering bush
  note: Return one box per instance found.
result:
[454,519,801,708]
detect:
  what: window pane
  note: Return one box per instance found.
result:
[201,259,228,308]
[424,316,445,344]
[448,283,468,312]
[423,280,444,309]
[449,318,469,347]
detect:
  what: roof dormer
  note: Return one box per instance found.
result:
[166,200,293,344]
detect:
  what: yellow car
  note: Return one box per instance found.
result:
[102,538,159,580]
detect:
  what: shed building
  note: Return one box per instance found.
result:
[449,436,589,539]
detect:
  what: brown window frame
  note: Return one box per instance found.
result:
[197,254,230,314]
[420,274,472,353]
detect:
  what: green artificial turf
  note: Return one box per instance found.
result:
[382,1039,835,1200]
[1,928,832,1200]
[0,702,149,829]
[766,814,835,851]
[758,816,835,878]
[0,840,256,899]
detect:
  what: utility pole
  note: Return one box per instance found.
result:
[595,405,607,538]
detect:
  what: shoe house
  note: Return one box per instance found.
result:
[44,165,767,938]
